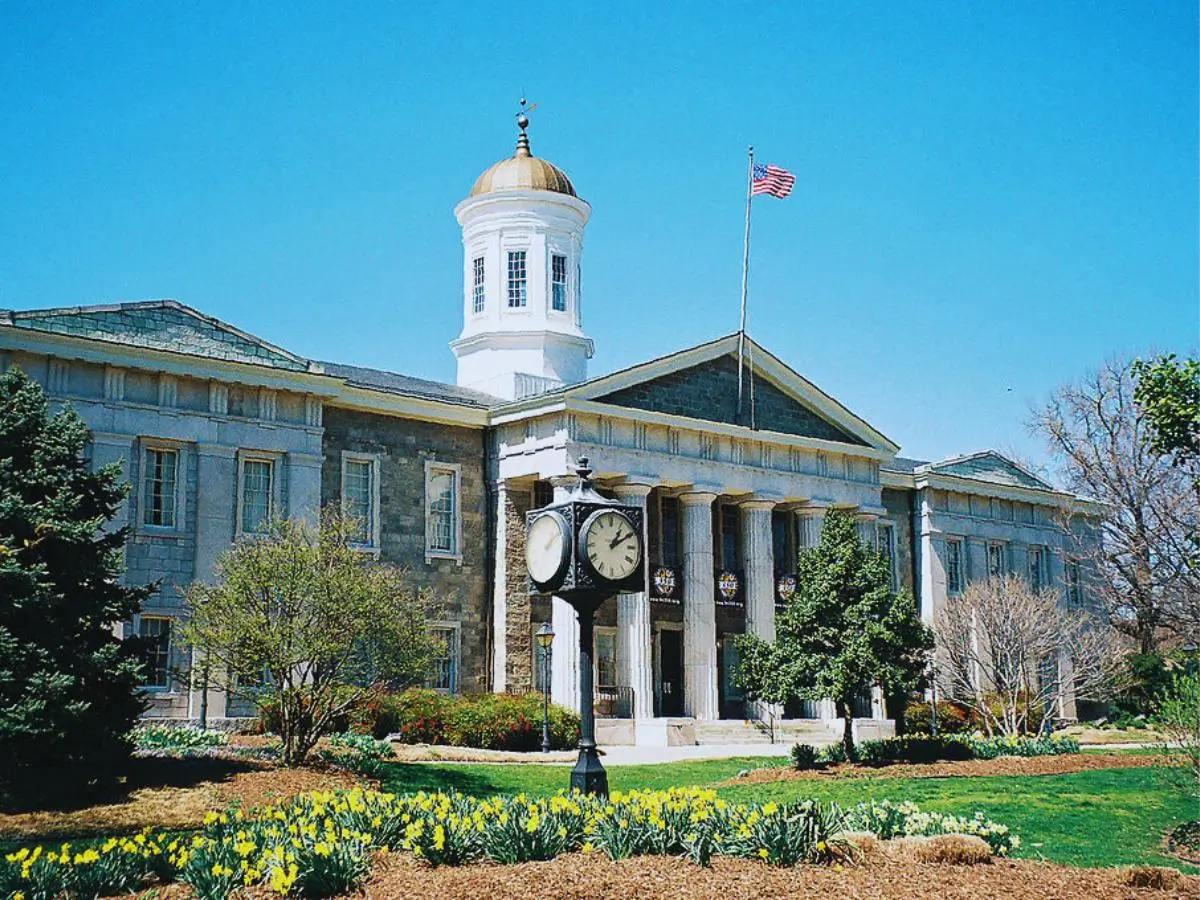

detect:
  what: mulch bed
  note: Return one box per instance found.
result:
[311,853,1200,899]
[0,757,361,841]
[723,752,1161,786]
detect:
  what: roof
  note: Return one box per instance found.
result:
[880,456,930,474]
[319,360,496,408]
[0,300,317,373]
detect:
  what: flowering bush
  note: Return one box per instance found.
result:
[132,723,229,755]
[1,788,1017,897]
[902,700,974,735]
[845,799,1019,856]
[347,688,580,751]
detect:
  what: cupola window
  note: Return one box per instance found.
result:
[472,257,486,314]
[551,254,568,312]
[507,251,527,308]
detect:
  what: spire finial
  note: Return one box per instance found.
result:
[515,96,535,157]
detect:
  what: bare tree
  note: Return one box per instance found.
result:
[937,575,1122,736]
[1030,357,1200,652]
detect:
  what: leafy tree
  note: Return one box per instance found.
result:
[734,510,933,761]
[1133,354,1200,466]
[1031,357,1200,651]
[0,368,149,807]
[183,509,437,766]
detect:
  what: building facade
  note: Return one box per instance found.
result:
[0,116,1101,741]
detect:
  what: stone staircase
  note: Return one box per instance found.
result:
[692,718,837,746]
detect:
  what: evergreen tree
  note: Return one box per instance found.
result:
[0,368,149,807]
[735,510,932,761]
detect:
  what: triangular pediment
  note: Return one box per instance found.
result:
[2,300,313,373]
[565,334,897,451]
[928,452,1053,491]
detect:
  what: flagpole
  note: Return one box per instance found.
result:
[737,145,754,424]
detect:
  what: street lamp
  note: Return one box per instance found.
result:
[536,623,555,753]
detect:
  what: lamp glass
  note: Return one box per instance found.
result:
[536,623,555,649]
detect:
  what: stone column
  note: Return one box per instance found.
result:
[190,444,237,719]
[741,499,777,725]
[613,483,654,720]
[551,595,581,713]
[855,512,879,548]
[680,491,718,720]
[740,500,776,643]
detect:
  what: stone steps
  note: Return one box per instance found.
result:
[692,719,836,746]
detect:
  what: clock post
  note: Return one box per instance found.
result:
[524,457,645,798]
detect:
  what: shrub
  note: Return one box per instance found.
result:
[319,731,395,776]
[902,700,973,735]
[817,743,846,765]
[857,735,974,766]
[351,687,451,742]
[132,723,229,755]
[791,743,820,770]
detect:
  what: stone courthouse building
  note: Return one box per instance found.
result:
[0,117,1100,741]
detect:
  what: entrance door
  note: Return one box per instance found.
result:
[718,636,746,720]
[656,629,684,717]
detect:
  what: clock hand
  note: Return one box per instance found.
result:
[609,530,630,549]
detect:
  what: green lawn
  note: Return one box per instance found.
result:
[377,759,1196,870]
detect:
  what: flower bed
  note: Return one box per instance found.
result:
[0,788,1017,899]
[132,724,229,755]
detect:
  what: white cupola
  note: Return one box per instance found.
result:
[450,106,593,400]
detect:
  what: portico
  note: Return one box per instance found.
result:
[486,333,904,744]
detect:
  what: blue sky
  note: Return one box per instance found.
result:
[0,2,1196,467]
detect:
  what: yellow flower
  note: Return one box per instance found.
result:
[758,848,769,859]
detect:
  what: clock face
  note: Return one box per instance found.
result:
[582,510,642,582]
[526,512,569,586]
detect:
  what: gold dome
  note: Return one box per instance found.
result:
[469,126,577,198]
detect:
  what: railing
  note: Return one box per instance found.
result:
[513,372,561,399]
[714,568,744,608]
[595,685,634,719]
[649,564,682,604]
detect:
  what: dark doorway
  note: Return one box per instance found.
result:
[717,635,746,720]
[656,629,684,717]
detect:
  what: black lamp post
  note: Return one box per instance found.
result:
[537,623,554,753]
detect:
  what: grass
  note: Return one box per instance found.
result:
[377,758,1197,871]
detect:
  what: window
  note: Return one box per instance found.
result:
[551,254,567,311]
[946,539,964,596]
[720,505,740,569]
[595,629,617,688]
[239,458,274,534]
[341,455,379,548]
[472,256,486,314]
[987,542,1006,581]
[137,616,172,689]
[142,447,178,528]
[772,511,795,574]
[1067,562,1082,609]
[878,522,896,589]
[429,625,459,692]
[660,496,681,567]
[507,250,527,308]
[425,463,460,558]
[1029,547,1045,593]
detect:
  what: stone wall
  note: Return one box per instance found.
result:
[321,406,489,694]
[596,353,865,444]
[502,485,534,692]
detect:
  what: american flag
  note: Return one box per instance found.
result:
[751,162,795,199]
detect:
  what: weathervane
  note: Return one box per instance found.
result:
[515,96,538,156]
